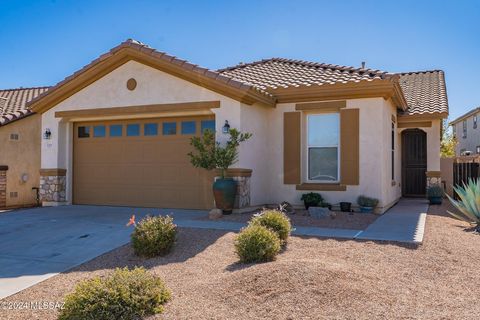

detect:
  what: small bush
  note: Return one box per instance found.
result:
[59,267,171,320]
[131,215,177,257]
[249,209,292,244]
[235,225,281,263]
[357,195,379,208]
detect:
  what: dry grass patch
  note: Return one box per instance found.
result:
[1,202,480,319]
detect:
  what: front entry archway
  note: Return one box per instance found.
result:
[402,129,427,197]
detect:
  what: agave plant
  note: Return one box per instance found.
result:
[446,179,480,231]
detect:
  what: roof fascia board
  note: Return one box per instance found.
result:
[398,112,448,122]
[272,79,403,104]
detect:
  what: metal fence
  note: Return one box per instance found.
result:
[453,156,480,198]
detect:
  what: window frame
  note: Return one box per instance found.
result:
[474,115,478,129]
[463,120,467,138]
[305,112,340,184]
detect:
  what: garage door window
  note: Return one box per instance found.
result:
[93,125,106,138]
[78,126,90,138]
[163,122,176,135]
[201,120,215,133]
[109,125,122,137]
[181,121,196,135]
[126,124,140,136]
[144,123,158,136]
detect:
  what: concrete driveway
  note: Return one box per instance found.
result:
[0,205,206,299]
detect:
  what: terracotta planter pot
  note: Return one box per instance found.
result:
[213,178,237,214]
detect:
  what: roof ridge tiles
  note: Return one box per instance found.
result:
[0,86,51,92]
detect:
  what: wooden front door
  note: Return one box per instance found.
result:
[402,129,427,197]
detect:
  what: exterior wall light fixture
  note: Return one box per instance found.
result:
[222,120,230,134]
[43,128,52,140]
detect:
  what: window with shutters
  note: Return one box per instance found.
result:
[306,113,340,182]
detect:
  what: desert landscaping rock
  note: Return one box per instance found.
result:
[1,202,480,319]
[208,209,223,220]
[308,206,330,219]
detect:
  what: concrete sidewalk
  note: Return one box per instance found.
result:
[356,198,428,244]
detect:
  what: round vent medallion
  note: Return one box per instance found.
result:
[126,78,137,91]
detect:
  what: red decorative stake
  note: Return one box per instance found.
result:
[126,214,136,227]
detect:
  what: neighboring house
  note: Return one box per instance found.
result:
[0,87,49,208]
[0,39,448,212]
[450,107,480,155]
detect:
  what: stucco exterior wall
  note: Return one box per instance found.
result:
[381,99,402,208]
[41,60,246,203]
[238,102,270,206]
[0,115,41,207]
[265,97,399,212]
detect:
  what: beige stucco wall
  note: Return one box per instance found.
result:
[41,60,260,204]
[0,115,41,207]
[440,157,454,196]
[265,97,401,212]
[238,102,270,205]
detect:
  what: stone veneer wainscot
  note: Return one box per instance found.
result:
[39,169,67,203]
[0,166,7,208]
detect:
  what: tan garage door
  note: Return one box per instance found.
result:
[73,116,215,209]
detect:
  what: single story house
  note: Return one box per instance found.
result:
[0,39,448,212]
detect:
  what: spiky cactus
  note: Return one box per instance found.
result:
[446,179,480,232]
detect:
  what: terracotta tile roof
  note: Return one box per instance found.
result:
[218,59,448,116]
[398,70,448,116]
[0,87,49,126]
[217,58,392,90]
[27,39,275,111]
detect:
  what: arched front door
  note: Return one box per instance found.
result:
[402,129,427,197]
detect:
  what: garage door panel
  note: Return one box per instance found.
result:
[74,117,215,209]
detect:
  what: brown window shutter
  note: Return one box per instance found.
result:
[340,109,359,185]
[284,112,301,184]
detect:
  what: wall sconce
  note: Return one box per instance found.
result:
[43,128,51,140]
[222,120,230,134]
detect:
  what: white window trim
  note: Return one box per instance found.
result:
[304,112,340,184]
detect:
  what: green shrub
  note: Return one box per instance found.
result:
[235,225,281,263]
[447,179,480,231]
[300,192,323,207]
[357,195,379,208]
[249,209,292,244]
[131,215,177,257]
[59,267,171,320]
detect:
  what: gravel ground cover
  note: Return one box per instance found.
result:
[1,201,479,320]
[198,208,378,230]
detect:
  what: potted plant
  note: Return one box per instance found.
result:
[188,128,252,214]
[300,192,323,210]
[339,202,352,212]
[357,195,379,213]
[427,185,444,205]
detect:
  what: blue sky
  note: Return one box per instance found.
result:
[0,0,478,120]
